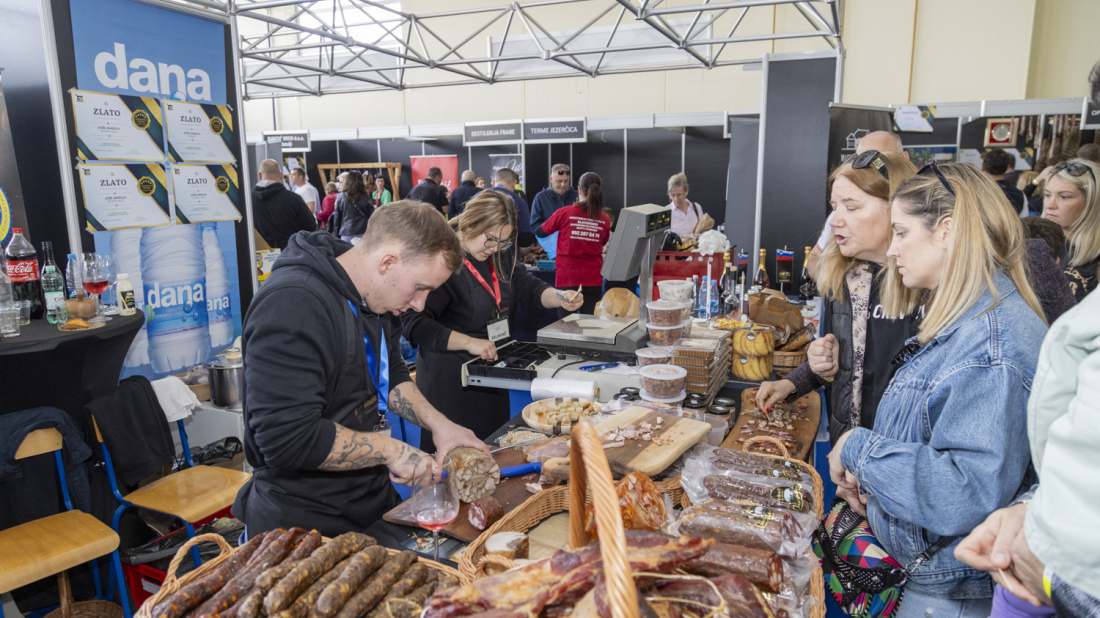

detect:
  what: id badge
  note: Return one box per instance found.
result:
[487,315,510,342]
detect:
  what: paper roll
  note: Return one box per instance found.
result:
[530,377,600,401]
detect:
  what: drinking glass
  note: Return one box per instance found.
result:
[81,253,109,322]
[412,456,457,562]
[102,254,119,316]
[0,304,20,338]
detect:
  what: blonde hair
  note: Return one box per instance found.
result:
[816,152,918,304]
[451,189,519,282]
[667,173,689,193]
[1015,171,1038,191]
[883,163,1045,344]
[1048,159,1100,267]
[359,201,463,273]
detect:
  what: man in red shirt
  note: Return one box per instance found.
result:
[534,172,611,316]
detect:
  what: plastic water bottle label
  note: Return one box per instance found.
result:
[207,293,231,319]
[145,277,208,337]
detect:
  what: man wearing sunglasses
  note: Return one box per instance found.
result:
[531,165,578,256]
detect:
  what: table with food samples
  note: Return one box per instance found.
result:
[142,307,825,618]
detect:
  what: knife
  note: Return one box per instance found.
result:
[441,462,541,479]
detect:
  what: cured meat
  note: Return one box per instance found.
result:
[703,475,810,513]
[469,497,504,531]
[196,528,298,617]
[314,545,389,618]
[583,472,666,540]
[363,563,429,618]
[152,532,267,618]
[272,556,356,618]
[680,542,784,593]
[237,561,299,618]
[678,506,787,554]
[485,532,528,561]
[422,531,711,618]
[265,532,374,614]
[450,446,501,503]
[654,574,770,618]
[286,531,323,562]
[334,551,417,618]
[713,448,802,476]
[524,436,570,463]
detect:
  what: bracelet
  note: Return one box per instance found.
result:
[1043,566,1054,599]
[821,376,834,383]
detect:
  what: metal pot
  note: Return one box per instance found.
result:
[205,348,243,408]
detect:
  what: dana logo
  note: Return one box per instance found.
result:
[94,43,211,101]
[146,281,205,309]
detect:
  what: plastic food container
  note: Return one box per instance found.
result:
[703,413,729,446]
[635,346,672,367]
[673,337,722,358]
[621,387,641,396]
[639,389,687,405]
[639,364,688,399]
[646,300,687,327]
[657,279,694,303]
[731,354,774,381]
[731,324,776,357]
[713,397,736,408]
[647,321,687,346]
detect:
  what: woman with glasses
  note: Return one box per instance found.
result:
[535,172,613,317]
[828,162,1047,616]
[1041,159,1100,300]
[401,190,583,450]
[755,152,918,478]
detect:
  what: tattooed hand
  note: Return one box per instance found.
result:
[321,425,440,486]
[386,440,442,486]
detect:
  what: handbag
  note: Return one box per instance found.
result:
[812,499,956,618]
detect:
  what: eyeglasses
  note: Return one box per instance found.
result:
[484,233,513,252]
[917,161,956,197]
[1052,160,1096,182]
[852,149,889,180]
[555,169,571,176]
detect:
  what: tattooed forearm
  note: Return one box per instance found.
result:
[320,424,389,471]
[389,383,422,426]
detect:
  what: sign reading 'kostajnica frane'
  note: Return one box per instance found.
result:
[464,121,522,146]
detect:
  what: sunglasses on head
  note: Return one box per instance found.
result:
[917,161,956,197]
[1053,160,1096,182]
[555,169,570,176]
[852,149,889,180]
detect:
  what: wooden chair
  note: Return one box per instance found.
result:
[90,416,251,570]
[0,428,131,618]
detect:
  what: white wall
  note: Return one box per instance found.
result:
[242,0,1100,132]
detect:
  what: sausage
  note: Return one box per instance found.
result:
[242,528,283,569]
[237,562,299,618]
[713,448,804,476]
[449,447,500,503]
[271,556,356,618]
[656,574,769,618]
[380,581,437,618]
[152,532,268,618]
[678,507,785,553]
[333,551,416,618]
[265,532,374,614]
[703,475,810,513]
[467,497,503,531]
[313,546,389,618]
[695,499,807,541]
[361,563,429,618]
[434,573,460,594]
[286,531,323,563]
[680,542,784,593]
[197,528,299,617]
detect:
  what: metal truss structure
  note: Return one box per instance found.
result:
[175,0,842,99]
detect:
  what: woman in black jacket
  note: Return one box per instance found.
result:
[401,190,582,451]
[328,171,374,244]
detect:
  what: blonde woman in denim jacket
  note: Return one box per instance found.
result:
[828,163,1048,616]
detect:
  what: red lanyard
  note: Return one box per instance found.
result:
[464,258,501,309]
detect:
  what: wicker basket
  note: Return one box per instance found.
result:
[680,436,826,618]
[133,533,467,618]
[458,473,684,582]
[772,349,808,379]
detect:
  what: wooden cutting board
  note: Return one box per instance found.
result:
[593,407,711,477]
[724,389,820,461]
[382,447,541,543]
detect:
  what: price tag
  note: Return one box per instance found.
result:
[487,315,510,342]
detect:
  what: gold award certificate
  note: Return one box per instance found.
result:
[165,101,235,163]
[78,163,172,231]
[171,165,242,223]
[71,91,166,161]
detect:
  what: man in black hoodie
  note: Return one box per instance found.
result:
[252,159,316,249]
[234,201,487,536]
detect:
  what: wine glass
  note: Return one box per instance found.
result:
[81,253,109,322]
[412,456,457,562]
[101,253,119,316]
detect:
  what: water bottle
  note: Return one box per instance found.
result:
[200,223,234,348]
[111,229,149,367]
[40,244,66,324]
[141,224,210,374]
[0,251,12,307]
[65,254,83,299]
[706,277,720,319]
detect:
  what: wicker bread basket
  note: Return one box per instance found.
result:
[772,349,808,379]
[133,533,467,618]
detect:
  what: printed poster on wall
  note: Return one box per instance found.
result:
[77,163,172,231]
[165,101,236,163]
[0,74,29,247]
[410,155,458,192]
[172,165,242,224]
[72,90,166,161]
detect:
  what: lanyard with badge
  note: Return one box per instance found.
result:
[347,300,391,435]
[464,258,510,342]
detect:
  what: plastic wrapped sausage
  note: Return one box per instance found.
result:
[584,471,667,540]
[468,497,504,531]
[655,574,770,618]
[703,475,811,513]
[672,503,811,557]
[680,542,784,593]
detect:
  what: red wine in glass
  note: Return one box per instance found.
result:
[83,279,109,295]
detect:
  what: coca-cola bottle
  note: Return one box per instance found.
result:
[5,228,44,319]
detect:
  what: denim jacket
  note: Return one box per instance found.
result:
[840,271,1047,598]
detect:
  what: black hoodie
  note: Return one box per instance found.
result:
[233,231,408,536]
[252,182,317,249]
